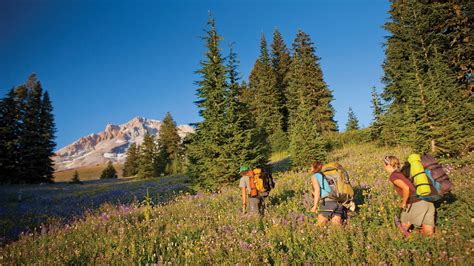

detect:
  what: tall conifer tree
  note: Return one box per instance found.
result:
[271,27,291,132]
[0,89,20,183]
[159,112,183,175]
[137,133,159,179]
[287,30,334,168]
[0,74,56,184]
[382,0,471,155]
[38,91,55,182]
[187,16,269,189]
[287,30,337,135]
[249,33,287,152]
[220,47,269,180]
[123,143,139,177]
[186,15,231,189]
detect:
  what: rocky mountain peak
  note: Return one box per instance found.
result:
[54,116,194,171]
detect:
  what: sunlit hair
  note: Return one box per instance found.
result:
[311,161,324,173]
[383,155,400,170]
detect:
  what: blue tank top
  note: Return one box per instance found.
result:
[313,173,331,198]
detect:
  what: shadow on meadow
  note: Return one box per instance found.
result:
[270,157,292,173]
[269,189,296,206]
[0,175,190,246]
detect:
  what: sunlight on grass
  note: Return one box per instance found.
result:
[270,151,289,163]
[54,163,124,182]
[0,143,472,264]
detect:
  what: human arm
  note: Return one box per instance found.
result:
[311,175,320,212]
[392,179,410,209]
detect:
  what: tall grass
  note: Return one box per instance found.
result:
[1,143,472,264]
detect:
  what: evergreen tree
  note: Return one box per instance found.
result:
[345,107,360,132]
[249,33,287,152]
[270,27,291,132]
[238,80,252,107]
[289,99,327,169]
[220,46,269,182]
[159,112,183,175]
[123,143,139,177]
[0,89,20,183]
[17,74,46,183]
[137,133,159,179]
[100,161,118,179]
[369,86,384,141]
[70,170,82,184]
[187,16,269,189]
[0,74,56,184]
[382,0,471,155]
[38,91,56,182]
[287,30,337,135]
[186,14,229,189]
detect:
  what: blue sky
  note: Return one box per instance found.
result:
[0,0,390,149]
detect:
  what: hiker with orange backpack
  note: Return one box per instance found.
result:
[309,161,355,226]
[239,164,275,215]
[383,155,436,236]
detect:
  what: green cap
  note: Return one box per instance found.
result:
[239,164,251,174]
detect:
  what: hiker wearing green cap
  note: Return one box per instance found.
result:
[239,164,261,214]
[239,164,259,214]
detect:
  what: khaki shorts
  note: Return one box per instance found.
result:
[401,200,435,227]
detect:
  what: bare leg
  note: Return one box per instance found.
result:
[317,214,328,226]
[421,224,434,236]
[330,215,342,226]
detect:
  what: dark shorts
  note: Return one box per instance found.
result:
[318,199,346,219]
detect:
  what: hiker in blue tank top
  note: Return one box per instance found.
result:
[309,161,347,226]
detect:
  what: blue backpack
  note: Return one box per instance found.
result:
[416,169,442,202]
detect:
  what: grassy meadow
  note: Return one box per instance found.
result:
[0,143,473,264]
[53,163,124,182]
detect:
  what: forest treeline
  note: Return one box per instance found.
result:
[186,0,472,189]
[122,112,185,179]
[0,74,56,184]
[185,15,337,190]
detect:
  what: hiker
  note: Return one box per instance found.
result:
[383,155,435,236]
[239,164,274,215]
[239,164,260,215]
[253,167,275,214]
[309,161,351,226]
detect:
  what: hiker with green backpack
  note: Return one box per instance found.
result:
[383,154,452,237]
[309,161,355,226]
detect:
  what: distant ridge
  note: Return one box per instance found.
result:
[53,116,194,171]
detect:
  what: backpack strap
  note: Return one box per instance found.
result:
[315,172,331,197]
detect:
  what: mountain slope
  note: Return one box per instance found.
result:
[54,116,194,170]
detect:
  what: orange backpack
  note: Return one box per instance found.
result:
[248,176,258,197]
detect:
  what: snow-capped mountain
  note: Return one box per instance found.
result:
[54,116,194,171]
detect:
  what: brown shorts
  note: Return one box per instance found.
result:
[401,200,435,227]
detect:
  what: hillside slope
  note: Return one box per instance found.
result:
[1,143,472,264]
